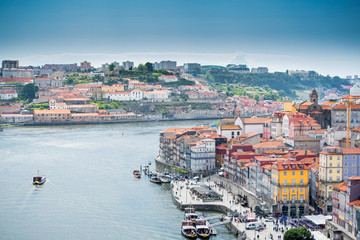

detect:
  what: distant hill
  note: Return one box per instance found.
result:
[205,70,350,97]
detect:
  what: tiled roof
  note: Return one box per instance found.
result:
[253,141,286,149]
[332,181,347,192]
[243,117,271,124]
[273,161,310,170]
[349,200,360,207]
[342,148,360,155]
[221,125,241,130]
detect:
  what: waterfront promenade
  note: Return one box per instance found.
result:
[172,176,328,240]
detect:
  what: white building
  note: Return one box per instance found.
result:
[0,89,18,100]
[190,139,216,174]
[158,75,178,82]
[2,68,33,78]
[105,92,131,101]
[123,61,134,70]
[217,125,241,140]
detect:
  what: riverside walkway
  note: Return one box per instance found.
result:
[171,176,327,240]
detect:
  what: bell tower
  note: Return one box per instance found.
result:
[310,89,318,104]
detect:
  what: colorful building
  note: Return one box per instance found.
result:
[271,161,310,217]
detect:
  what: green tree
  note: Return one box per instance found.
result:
[283,227,314,240]
[145,62,154,72]
[109,63,115,71]
[137,64,147,72]
[19,83,37,101]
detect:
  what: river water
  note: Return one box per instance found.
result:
[0,121,235,240]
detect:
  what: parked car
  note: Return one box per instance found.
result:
[265,217,274,222]
[245,222,264,230]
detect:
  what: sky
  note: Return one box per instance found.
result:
[0,0,359,77]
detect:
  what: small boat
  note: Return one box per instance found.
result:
[149,175,162,184]
[133,170,141,179]
[181,220,197,239]
[195,219,211,238]
[33,172,46,185]
[159,173,172,183]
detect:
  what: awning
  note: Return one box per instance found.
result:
[303,215,332,226]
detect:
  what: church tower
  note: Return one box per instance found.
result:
[310,89,318,104]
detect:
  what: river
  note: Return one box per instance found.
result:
[0,121,235,240]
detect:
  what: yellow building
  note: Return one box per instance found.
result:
[318,146,343,214]
[271,161,310,217]
[283,101,297,113]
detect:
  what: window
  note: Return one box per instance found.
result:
[283,179,287,185]
[300,188,304,192]
[300,170,304,176]
[330,163,332,167]
[337,156,340,160]
[292,171,295,176]
[329,169,332,174]
[353,162,356,166]
[284,189,287,193]
[330,177,333,182]
[284,171,287,176]
[300,195,304,201]
[283,196,287,202]
[353,156,356,160]
[337,169,340,174]
[345,169,348,173]
[330,156,333,160]
[292,189,295,193]
[353,169,356,173]
[345,163,348,167]
[300,178,304,185]
[337,163,340,167]
[292,179,295,185]
[337,176,340,182]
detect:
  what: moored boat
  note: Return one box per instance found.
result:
[181,220,197,239]
[33,173,46,185]
[149,175,162,184]
[133,170,141,179]
[195,219,210,238]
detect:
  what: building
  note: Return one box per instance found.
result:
[235,117,271,137]
[80,61,93,71]
[328,177,360,239]
[271,161,310,217]
[190,139,216,174]
[0,88,18,100]
[33,109,71,123]
[331,104,360,130]
[43,64,78,72]
[34,78,64,88]
[2,68,33,78]
[297,89,331,129]
[251,67,268,74]
[184,63,201,74]
[0,113,33,124]
[158,75,178,82]
[270,112,285,138]
[342,148,360,180]
[159,60,176,71]
[318,147,344,214]
[287,135,321,154]
[2,60,19,69]
[123,61,134,70]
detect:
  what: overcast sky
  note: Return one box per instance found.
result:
[0,0,359,77]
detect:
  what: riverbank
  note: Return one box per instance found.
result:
[171,176,328,240]
[1,115,229,127]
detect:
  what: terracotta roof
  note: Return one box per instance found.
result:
[253,141,286,149]
[333,104,360,110]
[352,127,360,132]
[33,109,71,114]
[273,161,310,170]
[348,176,360,180]
[299,101,313,109]
[289,135,319,141]
[342,148,360,155]
[349,200,360,207]
[221,125,241,130]
[243,117,271,124]
[332,181,347,192]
